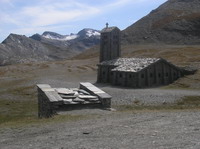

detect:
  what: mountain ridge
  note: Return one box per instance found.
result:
[122,0,200,45]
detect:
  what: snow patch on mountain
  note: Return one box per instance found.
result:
[64,35,79,40]
[86,30,100,37]
[42,34,79,41]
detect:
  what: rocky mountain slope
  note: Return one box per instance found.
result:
[0,29,100,65]
[122,0,200,45]
[0,34,51,65]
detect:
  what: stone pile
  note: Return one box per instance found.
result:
[37,82,112,118]
[55,88,100,104]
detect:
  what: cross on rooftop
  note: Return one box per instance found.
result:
[106,23,109,28]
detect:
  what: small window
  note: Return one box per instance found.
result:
[119,73,122,78]
[150,73,153,78]
[111,72,113,76]
[113,35,118,39]
[174,72,176,76]
[104,35,108,39]
[158,73,161,78]
[113,41,118,44]
[129,74,132,78]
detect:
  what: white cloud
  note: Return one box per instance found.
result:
[0,0,11,4]
[21,3,100,27]
[0,0,14,7]
[1,0,136,29]
[108,0,134,7]
[103,0,147,9]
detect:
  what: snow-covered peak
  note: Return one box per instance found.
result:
[42,32,79,41]
[78,29,100,38]
[43,34,79,41]
[42,34,61,40]
[86,30,100,37]
[42,31,63,40]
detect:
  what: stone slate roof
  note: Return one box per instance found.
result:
[99,58,161,72]
[101,27,119,33]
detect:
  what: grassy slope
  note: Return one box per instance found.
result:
[74,44,200,89]
[0,59,97,126]
[74,44,200,67]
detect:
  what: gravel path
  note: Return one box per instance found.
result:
[100,86,200,106]
[1,110,200,149]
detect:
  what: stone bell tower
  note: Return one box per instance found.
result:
[99,23,121,62]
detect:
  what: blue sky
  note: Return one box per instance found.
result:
[0,0,167,42]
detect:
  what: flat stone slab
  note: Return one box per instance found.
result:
[73,98,85,103]
[55,88,75,95]
[78,89,90,95]
[79,82,112,108]
[63,99,78,104]
[86,98,99,102]
[60,95,77,99]
[80,82,105,94]
[37,84,63,104]
[78,95,98,99]
[97,93,112,99]
[45,91,63,103]
[37,84,51,89]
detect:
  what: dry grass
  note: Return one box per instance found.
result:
[73,44,200,68]
[77,66,87,70]
[0,99,38,126]
[163,70,200,89]
[0,70,6,76]
[39,63,50,69]
[84,65,97,71]
[0,92,88,128]
[72,46,99,60]
[121,44,200,66]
